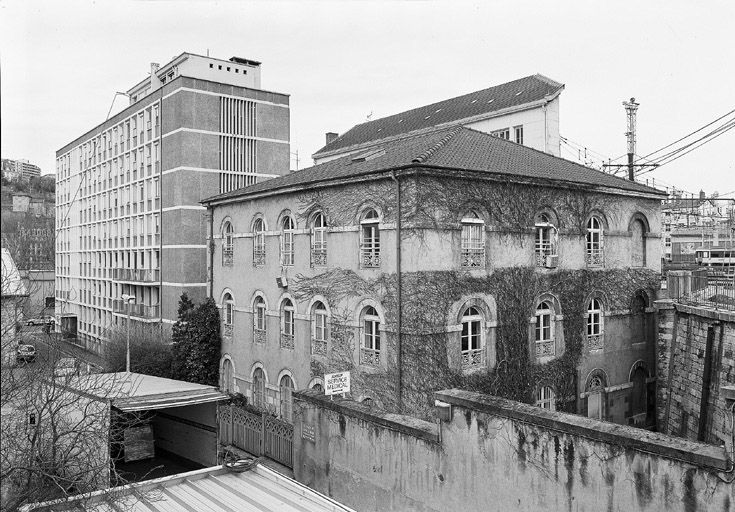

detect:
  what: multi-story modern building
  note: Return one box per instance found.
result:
[1,158,42,181]
[204,126,666,427]
[312,74,564,164]
[55,52,290,353]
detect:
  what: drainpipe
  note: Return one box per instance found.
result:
[390,171,403,412]
[208,205,215,299]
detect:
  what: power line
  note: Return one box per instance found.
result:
[633,108,735,164]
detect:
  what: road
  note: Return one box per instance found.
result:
[16,325,106,371]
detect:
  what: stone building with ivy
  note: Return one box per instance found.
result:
[202,126,666,426]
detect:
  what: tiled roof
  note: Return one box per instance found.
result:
[203,127,665,205]
[312,74,564,157]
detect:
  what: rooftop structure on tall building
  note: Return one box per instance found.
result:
[312,74,564,164]
[55,52,290,353]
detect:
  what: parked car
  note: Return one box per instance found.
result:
[26,316,54,326]
[16,344,36,363]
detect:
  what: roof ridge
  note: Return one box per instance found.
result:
[411,127,464,164]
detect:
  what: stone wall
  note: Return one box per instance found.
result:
[293,388,733,512]
[657,298,735,453]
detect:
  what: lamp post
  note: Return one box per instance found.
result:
[121,294,135,372]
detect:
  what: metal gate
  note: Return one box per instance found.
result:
[219,404,293,469]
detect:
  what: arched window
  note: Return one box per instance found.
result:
[311,212,327,267]
[535,213,558,267]
[222,221,234,266]
[586,370,607,419]
[280,216,295,266]
[535,386,556,411]
[360,209,381,268]
[311,301,328,356]
[631,291,649,345]
[629,217,647,267]
[360,306,381,366]
[586,298,604,350]
[585,216,604,266]
[461,211,485,268]
[252,218,266,267]
[279,374,294,423]
[461,306,485,370]
[222,292,234,338]
[534,301,555,357]
[221,358,234,394]
[252,367,266,409]
[280,299,295,349]
[253,295,266,344]
[311,383,324,392]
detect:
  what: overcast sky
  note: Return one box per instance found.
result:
[1,0,733,197]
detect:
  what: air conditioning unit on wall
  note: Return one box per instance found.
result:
[544,255,559,269]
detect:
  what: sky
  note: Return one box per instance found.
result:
[1,0,733,197]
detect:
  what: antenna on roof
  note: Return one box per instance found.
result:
[366,111,373,121]
[206,48,210,57]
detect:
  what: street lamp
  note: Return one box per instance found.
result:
[121,294,135,372]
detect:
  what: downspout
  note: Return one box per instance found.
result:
[208,205,214,299]
[390,171,402,412]
[159,86,164,337]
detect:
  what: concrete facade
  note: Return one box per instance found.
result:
[293,388,733,512]
[207,140,664,423]
[55,53,289,354]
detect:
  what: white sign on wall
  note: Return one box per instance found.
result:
[324,371,351,396]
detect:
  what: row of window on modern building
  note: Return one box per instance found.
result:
[221,209,645,269]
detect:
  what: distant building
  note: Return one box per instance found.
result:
[1,248,28,363]
[204,126,665,427]
[55,52,290,353]
[1,158,41,181]
[312,74,564,164]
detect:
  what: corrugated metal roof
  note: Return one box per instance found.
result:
[62,373,229,411]
[24,465,356,512]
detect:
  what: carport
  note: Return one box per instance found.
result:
[65,372,228,483]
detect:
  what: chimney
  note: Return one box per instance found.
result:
[325,132,338,146]
[699,190,706,201]
[150,62,161,89]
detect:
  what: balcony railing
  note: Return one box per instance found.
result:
[223,246,234,266]
[360,347,380,366]
[585,249,604,266]
[587,333,604,351]
[461,247,485,268]
[461,348,485,370]
[535,242,557,268]
[311,337,327,356]
[280,333,294,350]
[223,323,233,338]
[311,247,327,267]
[535,339,555,358]
[112,300,160,319]
[254,328,266,344]
[253,248,266,267]
[112,268,160,283]
[361,249,380,268]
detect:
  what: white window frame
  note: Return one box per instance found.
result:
[514,125,524,145]
[585,216,604,265]
[360,306,381,366]
[222,221,234,266]
[535,214,558,266]
[534,301,555,357]
[311,212,327,267]
[281,299,295,349]
[461,306,485,370]
[253,218,266,267]
[587,298,604,350]
[281,216,295,266]
[461,213,485,268]
[279,375,294,423]
[360,210,381,268]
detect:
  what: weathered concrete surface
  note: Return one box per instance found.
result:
[294,388,734,512]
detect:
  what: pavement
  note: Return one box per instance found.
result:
[19,325,107,371]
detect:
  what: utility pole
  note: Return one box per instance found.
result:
[602,97,659,179]
[623,98,639,181]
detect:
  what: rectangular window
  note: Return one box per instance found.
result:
[492,128,510,140]
[461,221,484,267]
[514,125,523,145]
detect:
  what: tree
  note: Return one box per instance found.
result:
[171,294,221,386]
[104,323,172,378]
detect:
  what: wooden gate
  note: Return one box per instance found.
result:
[219,404,293,469]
